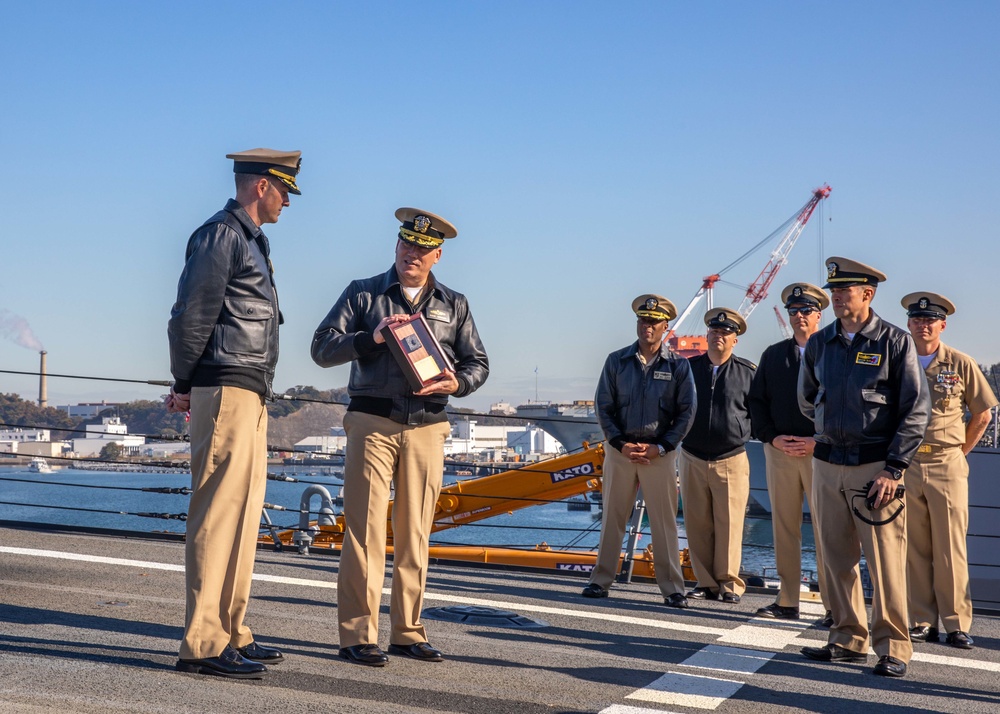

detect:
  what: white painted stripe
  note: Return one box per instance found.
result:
[800,601,828,615]
[681,645,775,674]
[626,671,743,709]
[0,545,726,636]
[718,624,807,650]
[911,651,1000,672]
[600,706,685,714]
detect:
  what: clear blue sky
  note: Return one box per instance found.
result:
[1,2,998,410]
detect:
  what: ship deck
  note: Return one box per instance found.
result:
[2,526,999,714]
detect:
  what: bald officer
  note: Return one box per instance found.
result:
[312,208,489,666]
[679,308,755,604]
[749,283,831,621]
[168,148,301,678]
[799,257,930,678]
[901,292,997,650]
[584,295,697,608]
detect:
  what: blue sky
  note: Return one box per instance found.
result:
[1,2,998,410]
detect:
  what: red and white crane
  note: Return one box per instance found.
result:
[667,184,831,357]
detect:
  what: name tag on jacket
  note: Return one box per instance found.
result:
[653,371,672,380]
[427,308,451,322]
[855,352,882,366]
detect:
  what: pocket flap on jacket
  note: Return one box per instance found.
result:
[224,297,273,320]
[861,388,889,405]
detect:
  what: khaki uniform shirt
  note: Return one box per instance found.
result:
[920,342,998,450]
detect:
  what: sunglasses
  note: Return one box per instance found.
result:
[787,306,818,316]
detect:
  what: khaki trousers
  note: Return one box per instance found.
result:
[812,459,911,662]
[678,450,749,596]
[589,447,684,596]
[338,411,451,648]
[763,443,828,609]
[180,386,268,660]
[905,448,972,633]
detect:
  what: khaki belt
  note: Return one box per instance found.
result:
[916,443,955,454]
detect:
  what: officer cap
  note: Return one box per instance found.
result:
[704,307,747,336]
[226,148,302,195]
[823,256,887,289]
[632,294,677,322]
[901,291,955,320]
[395,207,457,248]
[781,282,830,310]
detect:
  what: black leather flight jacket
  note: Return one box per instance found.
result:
[681,353,756,461]
[748,338,816,444]
[168,200,281,397]
[797,311,930,469]
[595,343,697,453]
[311,267,489,425]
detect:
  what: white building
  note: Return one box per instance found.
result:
[293,427,347,454]
[446,420,561,457]
[58,402,120,419]
[72,417,145,457]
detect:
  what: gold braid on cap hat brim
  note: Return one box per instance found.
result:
[266,167,300,192]
[636,310,670,321]
[399,227,444,248]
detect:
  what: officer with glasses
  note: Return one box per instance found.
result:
[749,283,835,624]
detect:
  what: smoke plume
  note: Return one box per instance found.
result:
[0,309,44,351]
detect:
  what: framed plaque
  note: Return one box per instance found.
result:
[380,313,454,391]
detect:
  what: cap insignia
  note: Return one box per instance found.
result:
[792,286,803,298]
[645,298,658,311]
[717,312,726,322]
[413,215,432,234]
[827,262,838,279]
[918,297,929,309]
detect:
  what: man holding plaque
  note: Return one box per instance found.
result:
[312,207,489,666]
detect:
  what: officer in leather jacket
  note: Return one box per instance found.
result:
[311,207,488,666]
[167,148,301,679]
[582,294,696,608]
[798,257,930,679]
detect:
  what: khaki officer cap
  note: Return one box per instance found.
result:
[704,307,747,336]
[226,148,302,195]
[823,256,887,289]
[395,207,458,248]
[781,282,830,310]
[632,294,677,321]
[901,291,956,320]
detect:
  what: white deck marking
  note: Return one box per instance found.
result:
[601,706,684,714]
[800,601,828,615]
[682,645,775,674]
[718,623,810,650]
[626,671,744,709]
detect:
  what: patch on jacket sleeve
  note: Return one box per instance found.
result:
[855,352,882,366]
[427,308,451,322]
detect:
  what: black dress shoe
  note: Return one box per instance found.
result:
[721,592,741,604]
[873,655,907,677]
[756,603,799,620]
[237,641,284,664]
[801,644,867,663]
[820,610,834,628]
[176,645,267,679]
[945,631,974,649]
[388,642,444,662]
[686,587,719,600]
[909,625,940,643]
[581,583,609,598]
[664,592,690,609]
[339,644,389,667]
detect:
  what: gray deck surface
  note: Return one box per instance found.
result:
[1,526,999,713]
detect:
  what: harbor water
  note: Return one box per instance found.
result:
[0,465,818,582]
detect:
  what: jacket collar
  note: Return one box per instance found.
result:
[379,265,439,299]
[824,310,883,343]
[223,198,263,239]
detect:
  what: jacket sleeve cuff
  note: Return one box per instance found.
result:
[609,436,627,452]
[453,374,471,398]
[173,379,191,395]
[659,441,675,453]
[886,458,909,471]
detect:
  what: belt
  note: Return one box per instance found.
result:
[916,443,958,454]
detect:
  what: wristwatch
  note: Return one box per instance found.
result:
[883,465,904,481]
[657,445,667,457]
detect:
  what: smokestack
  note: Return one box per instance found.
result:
[38,350,47,408]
